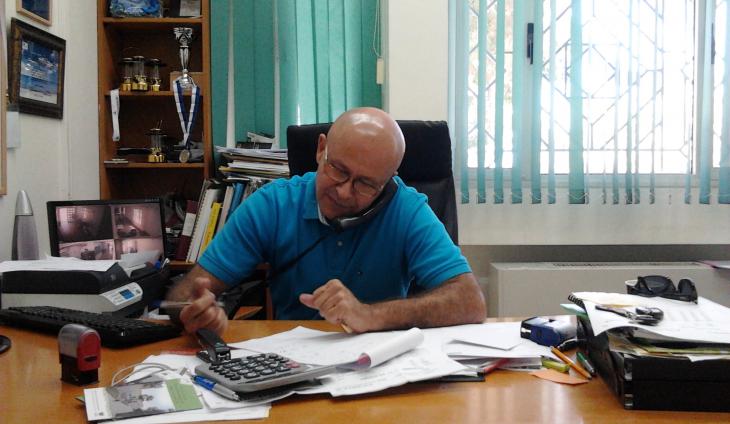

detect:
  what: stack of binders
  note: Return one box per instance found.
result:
[571,293,730,412]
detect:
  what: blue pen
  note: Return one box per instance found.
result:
[193,375,239,401]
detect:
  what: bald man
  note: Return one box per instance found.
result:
[167,107,486,335]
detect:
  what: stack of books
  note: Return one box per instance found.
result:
[216,146,289,181]
[175,178,265,262]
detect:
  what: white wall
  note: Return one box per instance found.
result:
[384,0,730,247]
[383,0,448,120]
[0,1,99,261]
[1,0,726,262]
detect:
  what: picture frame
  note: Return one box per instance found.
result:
[8,18,65,119]
[17,0,51,26]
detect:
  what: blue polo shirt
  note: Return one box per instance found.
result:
[199,172,471,319]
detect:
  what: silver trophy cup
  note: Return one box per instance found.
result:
[173,27,195,89]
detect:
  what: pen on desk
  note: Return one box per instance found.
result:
[193,375,239,401]
[575,351,596,376]
[159,300,225,309]
[341,323,353,334]
[550,346,592,380]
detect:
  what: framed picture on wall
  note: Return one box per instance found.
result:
[17,0,51,26]
[8,18,65,119]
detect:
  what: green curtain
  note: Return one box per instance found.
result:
[277,0,382,147]
[720,0,730,204]
[697,0,714,204]
[211,0,275,157]
[212,0,379,154]
[567,0,585,204]
[452,0,730,206]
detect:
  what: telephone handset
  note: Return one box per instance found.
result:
[327,177,398,233]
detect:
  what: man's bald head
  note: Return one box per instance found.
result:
[326,107,405,175]
[314,107,405,219]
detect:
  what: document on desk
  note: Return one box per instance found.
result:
[231,326,465,396]
[299,347,466,396]
[443,338,557,361]
[231,327,425,367]
[84,362,271,423]
[421,322,523,350]
[574,292,730,344]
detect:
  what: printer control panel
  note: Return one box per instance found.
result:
[101,283,143,307]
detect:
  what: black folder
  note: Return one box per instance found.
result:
[577,316,730,412]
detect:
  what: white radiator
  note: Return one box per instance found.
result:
[486,262,730,317]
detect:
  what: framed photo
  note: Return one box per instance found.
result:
[8,18,65,119]
[17,0,51,26]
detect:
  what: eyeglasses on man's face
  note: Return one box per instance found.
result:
[322,148,383,198]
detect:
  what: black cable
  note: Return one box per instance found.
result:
[267,233,331,281]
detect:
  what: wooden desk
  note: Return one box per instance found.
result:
[1,320,728,423]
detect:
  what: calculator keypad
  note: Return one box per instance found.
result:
[209,353,299,382]
[195,352,336,393]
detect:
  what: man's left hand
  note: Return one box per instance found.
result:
[299,279,373,333]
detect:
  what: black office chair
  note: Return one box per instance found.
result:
[286,120,459,244]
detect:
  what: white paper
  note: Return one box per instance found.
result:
[232,326,423,367]
[85,361,270,423]
[421,322,523,350]
[444,338,557,360]
[100,406,270,423]
[296,348,466,397]
[354,327,423,368]
[215,146,287,160]
[0,256,116,273]
[575,292,730,344]
[120,250,161,275]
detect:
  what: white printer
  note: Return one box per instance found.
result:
[0,263,167,316]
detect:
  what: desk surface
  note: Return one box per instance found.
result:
[1,319,728,423]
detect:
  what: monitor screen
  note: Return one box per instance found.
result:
[47,199,167,260]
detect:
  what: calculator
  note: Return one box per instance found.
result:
[194,353,337,393]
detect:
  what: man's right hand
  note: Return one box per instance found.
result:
[178,278,228,336]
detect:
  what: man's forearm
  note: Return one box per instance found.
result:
[367,273,486,331]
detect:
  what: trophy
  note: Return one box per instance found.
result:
[147,123,166,163]
[173,27,195,89]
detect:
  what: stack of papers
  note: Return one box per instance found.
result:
[571,291,730,362]
[216,146,288,161]
[216,146,289,180]
[84,322,556,422]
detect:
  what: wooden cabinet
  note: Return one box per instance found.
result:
[96,0,212,201]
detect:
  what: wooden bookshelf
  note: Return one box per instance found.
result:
[96,0,212,201]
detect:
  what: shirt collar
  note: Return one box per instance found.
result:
[302,172,321,221]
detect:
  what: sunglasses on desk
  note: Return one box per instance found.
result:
[625,275,698,303]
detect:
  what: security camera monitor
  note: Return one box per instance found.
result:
[47,198,167,261]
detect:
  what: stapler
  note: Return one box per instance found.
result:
[520,317,576,348]
[195,328,231,364]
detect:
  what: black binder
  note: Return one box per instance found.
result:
[577,315,730,411]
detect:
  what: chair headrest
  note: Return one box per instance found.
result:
[286,120,453,183]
